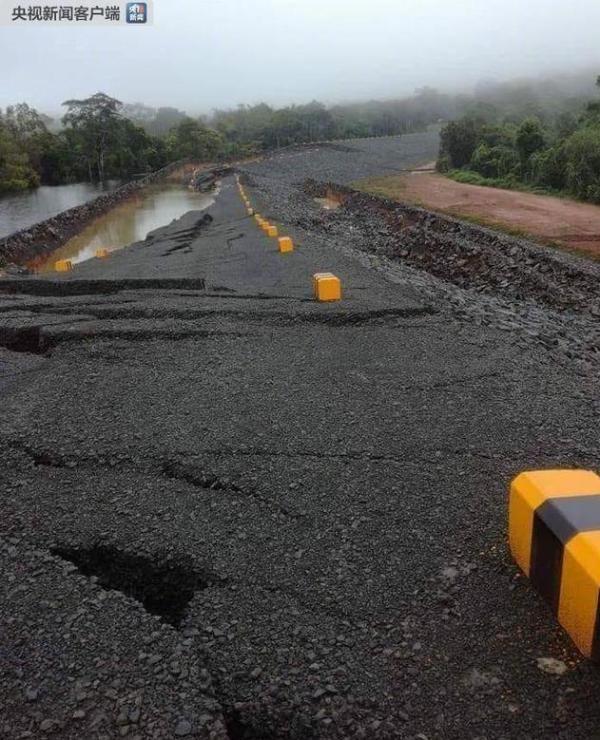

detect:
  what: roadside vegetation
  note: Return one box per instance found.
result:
[438,74,600,203]
[0,89,446,194]
[3,69,600,197]
[0,94,222,193]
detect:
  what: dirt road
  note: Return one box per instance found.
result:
[359,171,600,258]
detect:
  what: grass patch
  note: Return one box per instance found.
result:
[353,175,425,206]
[443,209,538,239]
[445,169,564,197]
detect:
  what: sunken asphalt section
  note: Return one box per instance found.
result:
[1,131,600,738]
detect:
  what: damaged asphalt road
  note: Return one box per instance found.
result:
[1,131,600,739]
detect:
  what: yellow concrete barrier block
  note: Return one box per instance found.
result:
[254,214,261,223]
[55,259,72,272]
[313,272,341,302]
[509,469,600,658]
[312,272,334,292]
[261,222,271,233]
[95,248,109,259]
[278,236,294,253]
[267,225,278,237]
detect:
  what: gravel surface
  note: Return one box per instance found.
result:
[1,132,600,738]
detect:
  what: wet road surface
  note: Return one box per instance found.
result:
[1,132,599,739]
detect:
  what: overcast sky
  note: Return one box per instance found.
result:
[1,0,600,117]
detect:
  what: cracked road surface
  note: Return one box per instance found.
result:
[1,132,600,739]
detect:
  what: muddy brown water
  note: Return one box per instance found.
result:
[33,184,214,273]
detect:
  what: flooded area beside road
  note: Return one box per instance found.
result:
[33,184,214,273]
[0,180,122,239]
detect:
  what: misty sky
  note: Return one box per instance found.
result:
[1,0,600,117]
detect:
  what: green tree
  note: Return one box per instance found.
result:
[213,103,274,149]
[3,103,55,179]
[0,118,39,192]
[438,118,480,169]
[563,127,600,201]
[166,118,224,160]
[32,131,73,184]
[515,117,546,163]
[470,143,519,179]
[62,92,123,181]
[263,108,303,148]
[296,101,335,141]
[145,106,188,136]
[530,145,566,190]
[4,103,48,141]
[108,118,166,177]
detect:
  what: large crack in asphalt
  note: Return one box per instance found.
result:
[161,458,310,521]
[162,459,245,494]
[3,141,600,739]
[1,302,438,326]
[0,324,45,354]
[0,322,255,355]
[10,438,572,472]
[51,543,218,628]
[162,213,215,256]
[0,277,207,296]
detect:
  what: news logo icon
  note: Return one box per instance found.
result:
[126,2,147,23]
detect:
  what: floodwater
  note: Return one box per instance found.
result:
[34,184,214,273]
[0,180,122,239]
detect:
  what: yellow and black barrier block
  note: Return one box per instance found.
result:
[55,259,72,272]
[95,248,109,259]
[509,469,600,659]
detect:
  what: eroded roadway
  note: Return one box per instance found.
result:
[1,133,600,739]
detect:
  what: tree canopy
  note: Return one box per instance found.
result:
[4,71,600,197]
[437,75,600,204]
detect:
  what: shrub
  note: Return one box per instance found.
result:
[471,143,519,179]
[563,126,600,201]
[516,117,546,160]
[438,118,480,169]
[529,145,567,190]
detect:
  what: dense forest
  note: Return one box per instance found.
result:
[0,94,219,193]
[0,89,444,194]
[1,70,599,196]
[438,74,600,203]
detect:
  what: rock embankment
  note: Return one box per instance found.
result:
[302,180,600,318]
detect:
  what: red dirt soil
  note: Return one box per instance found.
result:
[387,172,600,258]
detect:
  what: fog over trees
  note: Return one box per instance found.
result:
[2,69,600,198]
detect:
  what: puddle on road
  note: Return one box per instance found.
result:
[33,184,214,273]
[314,196,342,210]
